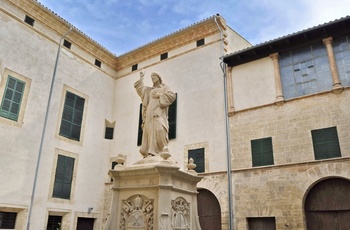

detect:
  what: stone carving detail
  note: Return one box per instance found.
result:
[120,195,154,230]
[171,197,190,230]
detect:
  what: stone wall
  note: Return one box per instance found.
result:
[230,89,350,229]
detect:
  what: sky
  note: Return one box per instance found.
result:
[36,0,350,56]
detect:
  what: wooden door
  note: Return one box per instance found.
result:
[197,189,222,230]
[76,217,94,230]
[305,178,350,230]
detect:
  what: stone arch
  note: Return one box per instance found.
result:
[303,177,350,230]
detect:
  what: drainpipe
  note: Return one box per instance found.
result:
[214,15,234,230]
[26,27,73,230]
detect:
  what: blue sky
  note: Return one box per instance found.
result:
[37,0,350,55]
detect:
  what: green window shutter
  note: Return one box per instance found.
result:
[53,155,75,199]
[251,137,274,167]
[59,91,85,141]
[311,127,341,160]
[188,148,205,173]
[0,76,25,121]
[168,93,177,140]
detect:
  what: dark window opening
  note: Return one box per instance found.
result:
[197,38,205,47]
[47,215,62,230]
[105,127,114,140]
[95,59,102,68]
[188,148,205,173]
[311,126,341,160]
[247,217,276,230]
[251,137,274,167]
[0,211,17,229]
[132,64,138,71]
[160,52,168,60]
[63,39,71,49]
[24,15,35,26]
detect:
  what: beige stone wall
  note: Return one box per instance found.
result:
[231,89,350,169]
[233,158,350,229]
[230,88,350,229]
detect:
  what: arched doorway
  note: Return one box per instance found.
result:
[197,189,222,230]
[304,177,350,230]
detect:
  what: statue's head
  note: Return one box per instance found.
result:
[151,72,162,85]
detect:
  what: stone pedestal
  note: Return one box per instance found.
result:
[106,156,203,229]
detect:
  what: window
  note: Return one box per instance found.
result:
[47,215,62,230]
[333,35,350,87]
[188,148,205,173]
[94,59,101,68]
[59,91,85,141]
[105,127,114,140]
[24,15,35,26]
[251,137,274,167]
[137,94,177,145]
[53,154,75,199]
[63,39,71,49]
[279,42,332,99]
[0,76,25,121]
[311,127,341,160]
[160,52,168,60]
[0,211,17,229]
[247,217,276,230]
[132,64,138,71]
[196,38,205,47]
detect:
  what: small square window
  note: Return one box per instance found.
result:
[63,39,71,49]
[247,217,276,230]
[196,38,205,47]
[311,127,341,160]
[160,52,168,60]
[105,127,114,140]
[24,15,35,26]
[251,137,274,167]
[95,59,102,68]
[132,64,138,71]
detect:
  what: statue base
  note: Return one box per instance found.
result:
[105,156,203,229]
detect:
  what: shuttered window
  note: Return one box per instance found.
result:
[59,91,85,141]
[53,155,75,199]
[0,76,25,121]
[311,127,341,160]
[137,94,177,145]
[251,137,274,167]
[188,148,205,173]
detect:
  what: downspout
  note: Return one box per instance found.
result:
[26,27,73,230]
[214,15,234,230]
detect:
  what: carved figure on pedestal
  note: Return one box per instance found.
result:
[134,71,176,158]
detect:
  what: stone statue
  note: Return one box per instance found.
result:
[134,71,176,158]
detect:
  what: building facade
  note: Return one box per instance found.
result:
[1,0,350,229]
[224,16,350,229]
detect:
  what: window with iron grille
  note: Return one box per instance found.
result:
[0,211,17,229]
[59,91,85,141]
